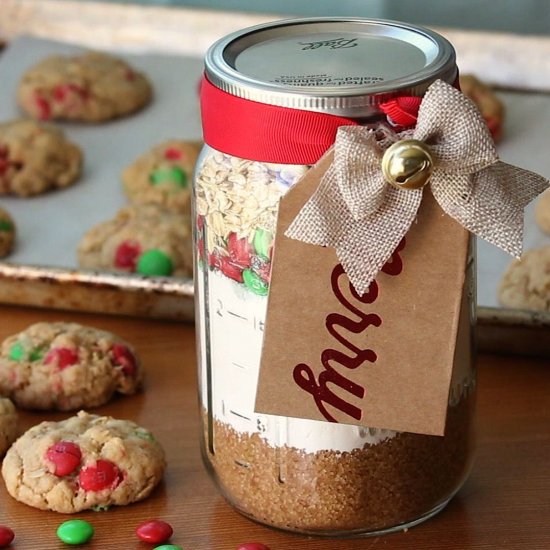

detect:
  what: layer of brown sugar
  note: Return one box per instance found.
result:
[202,396,474,534]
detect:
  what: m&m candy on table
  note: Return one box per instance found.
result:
[0,525,15,547]
[136,519,173,544]
[237,543,271,550]
[56,519,94,545]
[153,545,183,550]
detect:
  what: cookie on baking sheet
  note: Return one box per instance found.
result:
[77,204,193,278]
[498,247,550,311]
[0,397,17,456]
[0,322,141,411]
[459,74,505,142]
[0,119,82,197]
[17,52,152,122]
[534,189,550,234]
[2,411,165,513]
[122,140,200,214]
[0,206,15,257]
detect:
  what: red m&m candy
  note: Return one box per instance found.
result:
[34,93,51,120]
[0,525,14,547]
[115,240,142,271]
[45,347,79,369]
[111,343,137,376]
[237,543,270,550]
[227,232,253,268]
[164,147,183,160]
[136,519,173,544]
[79,460,121,492]
[219,256,244,283]
[46,441,82,476]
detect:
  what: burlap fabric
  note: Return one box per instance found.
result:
[286,80,549,295]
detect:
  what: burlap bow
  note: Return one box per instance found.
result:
[285,79,549,295]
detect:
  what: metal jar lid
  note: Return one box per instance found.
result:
[204,17,457,117]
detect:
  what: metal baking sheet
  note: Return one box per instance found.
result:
[0,35,202,319]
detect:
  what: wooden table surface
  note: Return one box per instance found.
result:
[0,304,548,549]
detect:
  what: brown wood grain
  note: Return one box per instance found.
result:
[0,304,549,549]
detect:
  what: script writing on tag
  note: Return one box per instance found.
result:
[254,152,471,436]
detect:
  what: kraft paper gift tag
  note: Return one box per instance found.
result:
[255,80,548,436]
[255,152,470,436]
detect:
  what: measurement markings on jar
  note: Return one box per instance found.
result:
[215,298,265,331]
[231,361,248,370]
[226,309,248,321]
[229,409,252,421]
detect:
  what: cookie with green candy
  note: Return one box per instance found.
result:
[122,140,201,214]
[0,322,141,411]
[0,206,15,257]
[77,204,192,278]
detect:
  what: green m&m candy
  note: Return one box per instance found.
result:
[153,545,184,550]
[134,428,156,442]
[29,347,44,361]
[242,269,269,296]
[137,249,174,276]
[56,519,94,545]
[8,341,25,361]
[150,167,187,188]
[252,228,272,260]
[0,220,12,232]
[8,342,44,362]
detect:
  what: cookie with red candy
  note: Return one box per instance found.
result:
[0,322,141,410]
[122,140,201,214]
[17,52,152,122]
[77,204,193,278]
[1,411,165,513]
[0,119,82,197]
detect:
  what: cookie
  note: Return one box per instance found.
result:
[498,247,550,311]
[0,397,17,456]
[2,411,165,513]
[77,204,193,277]
[0,322,141,411]
[459,74,505,142]
[0,119,82,197]
[18,52,152,122]
[122,140,200,214]
[534,189,550,234]
[0,206,15,257]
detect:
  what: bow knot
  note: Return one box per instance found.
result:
[285,80,549,295]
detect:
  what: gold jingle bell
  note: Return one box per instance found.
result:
[381,139,434,190]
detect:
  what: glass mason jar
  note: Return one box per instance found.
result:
[194,18,476,536]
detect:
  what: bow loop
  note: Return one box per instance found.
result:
[414,80,498,174]
[334,127,387,221]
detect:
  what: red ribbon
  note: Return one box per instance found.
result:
[200,75,422,165]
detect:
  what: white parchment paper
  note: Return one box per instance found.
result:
[0,36,203,273]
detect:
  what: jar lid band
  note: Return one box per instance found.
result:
[200,75,360,165]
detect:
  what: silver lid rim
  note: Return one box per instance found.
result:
[204,17,457,117]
